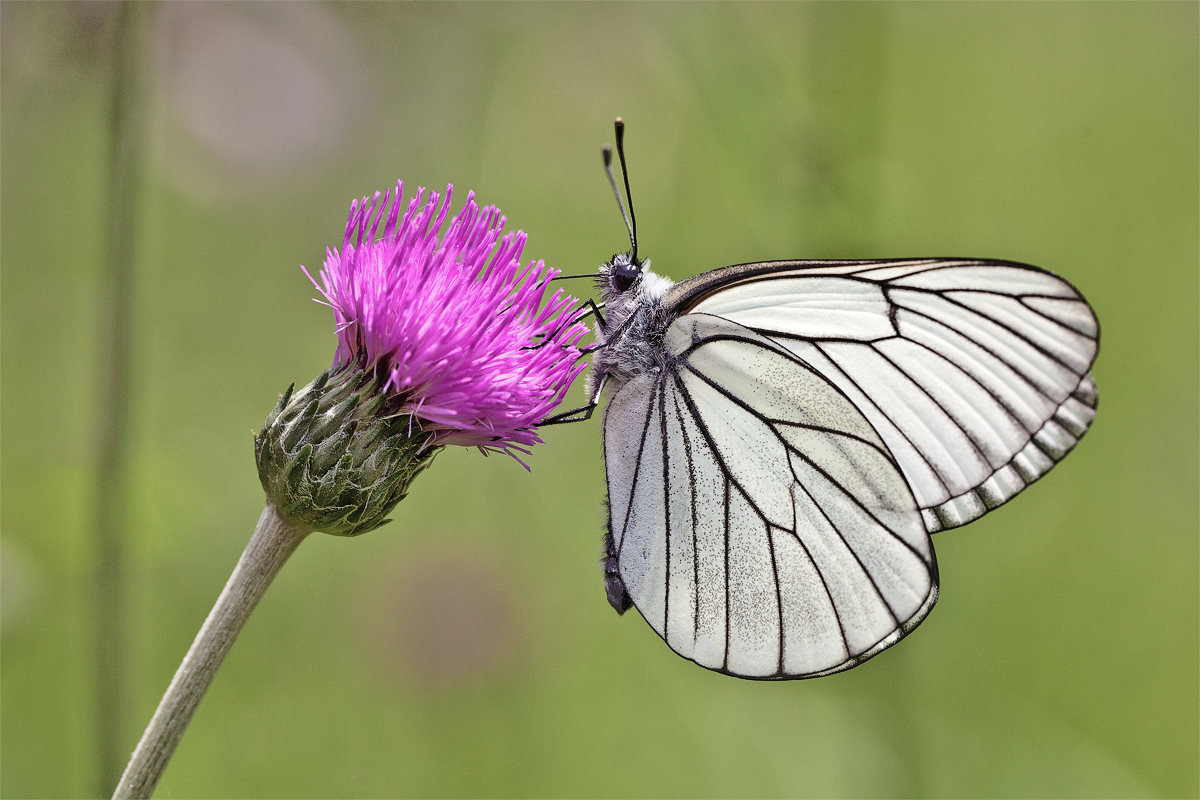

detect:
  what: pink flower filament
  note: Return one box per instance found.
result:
[304,182,588,462]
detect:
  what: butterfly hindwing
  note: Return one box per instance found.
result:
[604,314,937,679]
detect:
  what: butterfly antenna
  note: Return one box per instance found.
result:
[603,132,637,261]
[613,118,638,263]
[602,147,633,254]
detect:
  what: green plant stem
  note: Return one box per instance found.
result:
[112,506,311,800]
[94,1,153,795]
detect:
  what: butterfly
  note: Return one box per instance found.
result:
[544,120,1099,680]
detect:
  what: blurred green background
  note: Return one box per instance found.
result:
[2,2,1196,798]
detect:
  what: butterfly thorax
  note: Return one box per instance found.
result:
[587,259,676,398]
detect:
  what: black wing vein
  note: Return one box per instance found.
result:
[867,340,996,469]
[894,304,1058,403]
[915,289,1088,373]
[809,341,953,497]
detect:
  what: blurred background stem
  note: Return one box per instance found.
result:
[94,2,153,796]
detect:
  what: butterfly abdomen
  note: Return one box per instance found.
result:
[602,523,632,614]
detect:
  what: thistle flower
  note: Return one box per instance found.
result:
[254,183,588,536]
[311,182,588,457]
[117,183,589,800]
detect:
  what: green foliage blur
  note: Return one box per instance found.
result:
[2,2,1196,798]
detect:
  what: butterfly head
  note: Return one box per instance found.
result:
[599,251,645,300]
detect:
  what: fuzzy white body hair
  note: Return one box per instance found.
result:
[586,265,676,399]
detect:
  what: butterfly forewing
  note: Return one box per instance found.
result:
[676,277,895,341]
[676,259,1099,532]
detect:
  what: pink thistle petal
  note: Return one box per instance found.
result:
[305,182,589,462]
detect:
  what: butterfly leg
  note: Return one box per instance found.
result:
[537,374,608,426]
[575,298,607,328]
[523,299,607,351]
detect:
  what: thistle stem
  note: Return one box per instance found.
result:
[112,506,311,799]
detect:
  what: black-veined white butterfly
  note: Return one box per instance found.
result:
[545,120,1099,680]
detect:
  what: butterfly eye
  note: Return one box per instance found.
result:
[612,259,641,293]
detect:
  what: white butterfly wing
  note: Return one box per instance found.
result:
[671,259,1099,532]
[604,314,937,679]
